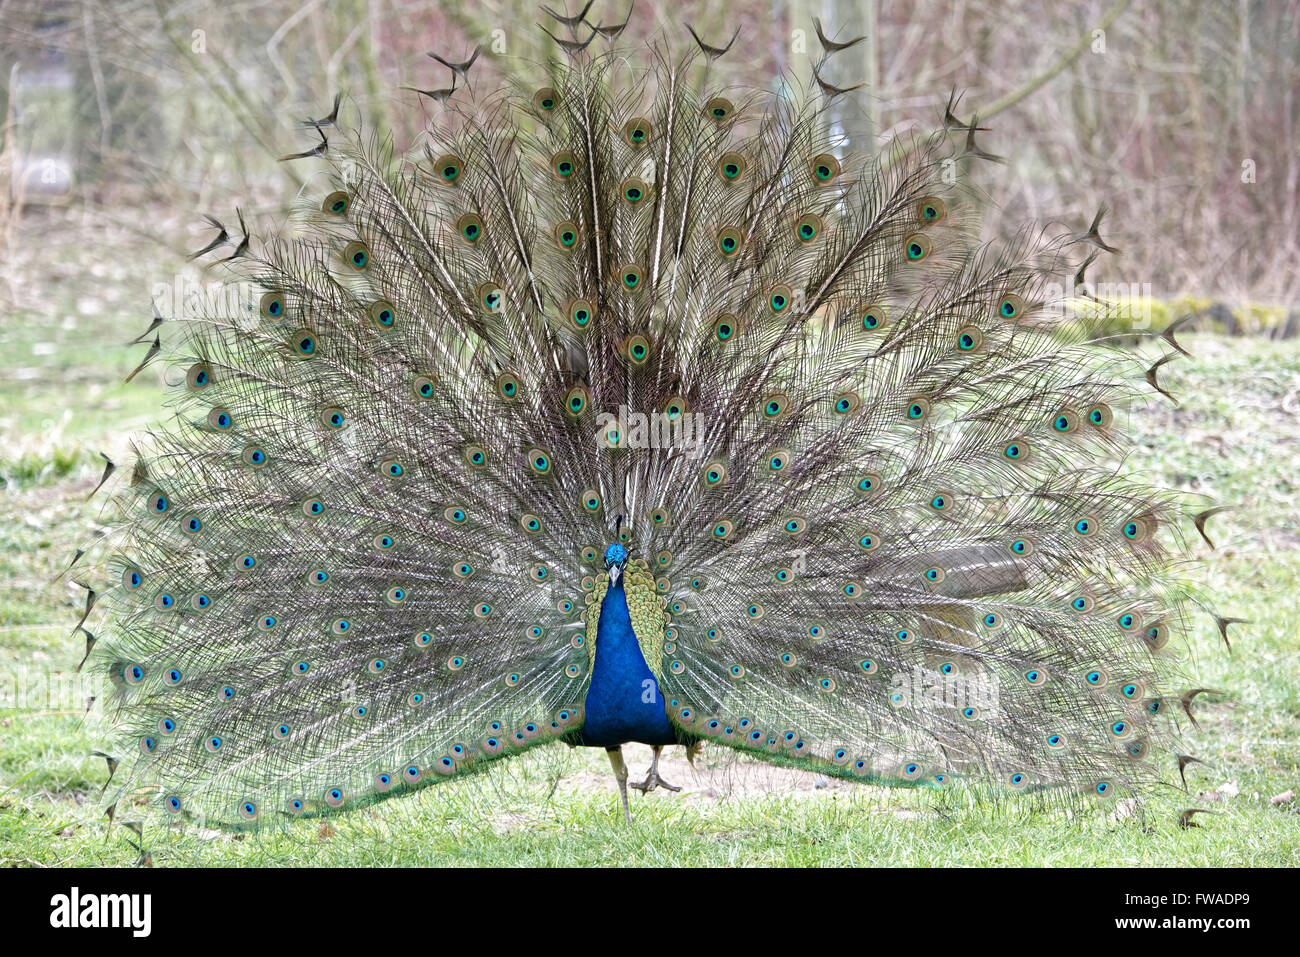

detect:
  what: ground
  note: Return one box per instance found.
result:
[0,225,1296,864]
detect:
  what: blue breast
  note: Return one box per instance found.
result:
[580,578,677,747]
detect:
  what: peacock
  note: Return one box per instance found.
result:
[74,6,1228,830]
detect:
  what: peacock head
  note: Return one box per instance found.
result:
[604,542,628,585]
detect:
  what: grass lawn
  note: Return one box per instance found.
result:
[1,265,1296,866]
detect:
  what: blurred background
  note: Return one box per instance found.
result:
[0,1,1297,865]
[2,0,1298,312]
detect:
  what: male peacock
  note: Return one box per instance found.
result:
[78,8,1224,829]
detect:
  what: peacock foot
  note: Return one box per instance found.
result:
[630,768,681,794]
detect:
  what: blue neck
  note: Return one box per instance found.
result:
[581,577,676,747]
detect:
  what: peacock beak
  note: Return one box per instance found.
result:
[608,563,622,586]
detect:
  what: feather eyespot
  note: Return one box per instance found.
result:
[564,384,591,416]
[1070,593,1096,614]
[322,190,349,216]
[857,531,881,551]
[702,460,727,487]
[713,313,741,342]
[1122,517,1153,543]
[433,153,462,184]
[566,298,595,330]
[1051,409,1081,433]
[207,408,233,430]
[454,212,483,245]
[855,472,883,497]
[997,293,1025,320]
[410,374,436,401]
[955,326,983,352]
[476,281,504,314]
[917,196,946,223]
[533,87,559,114]
[716,226,743,259]
[860,304,886,331]
[717,151,747,183]
[767,285,794,314]
[1088,403,1113,428]
[259,291,286,320]
[782,515,808,535]
[623,116,653,145]
[342,241,369,271]
[1142,622,1170,650]
[320,406,345,429]
[526,447,553,475]
[241,445,268,468]
[378,457,405,480]
[1003,438,1030,462]
[904,233,932,262]
[761,391,790,419]
[928,490,955,512]
[833,391,861,416]
[495,371,521,400]
[704,97,733,121]
[905,396,932,420]
[290,330,318,357]
[1116,610,1143,632]
[554,220,580,249]
[810,153,840,184]
[579,489,602,513]
[795,213,823,244]
[620,177,649,204]
[186,362,213,390]
[369,299,397,330]
[617,264,644,292]
[624,333,651,364]
[550,150,577,179]
[1008,536,1035,557]
[711,519,734,540]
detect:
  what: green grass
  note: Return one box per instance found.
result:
[1,315,1297,865]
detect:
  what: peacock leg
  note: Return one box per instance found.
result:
[606,746,632,823]
[630,745,681,795]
